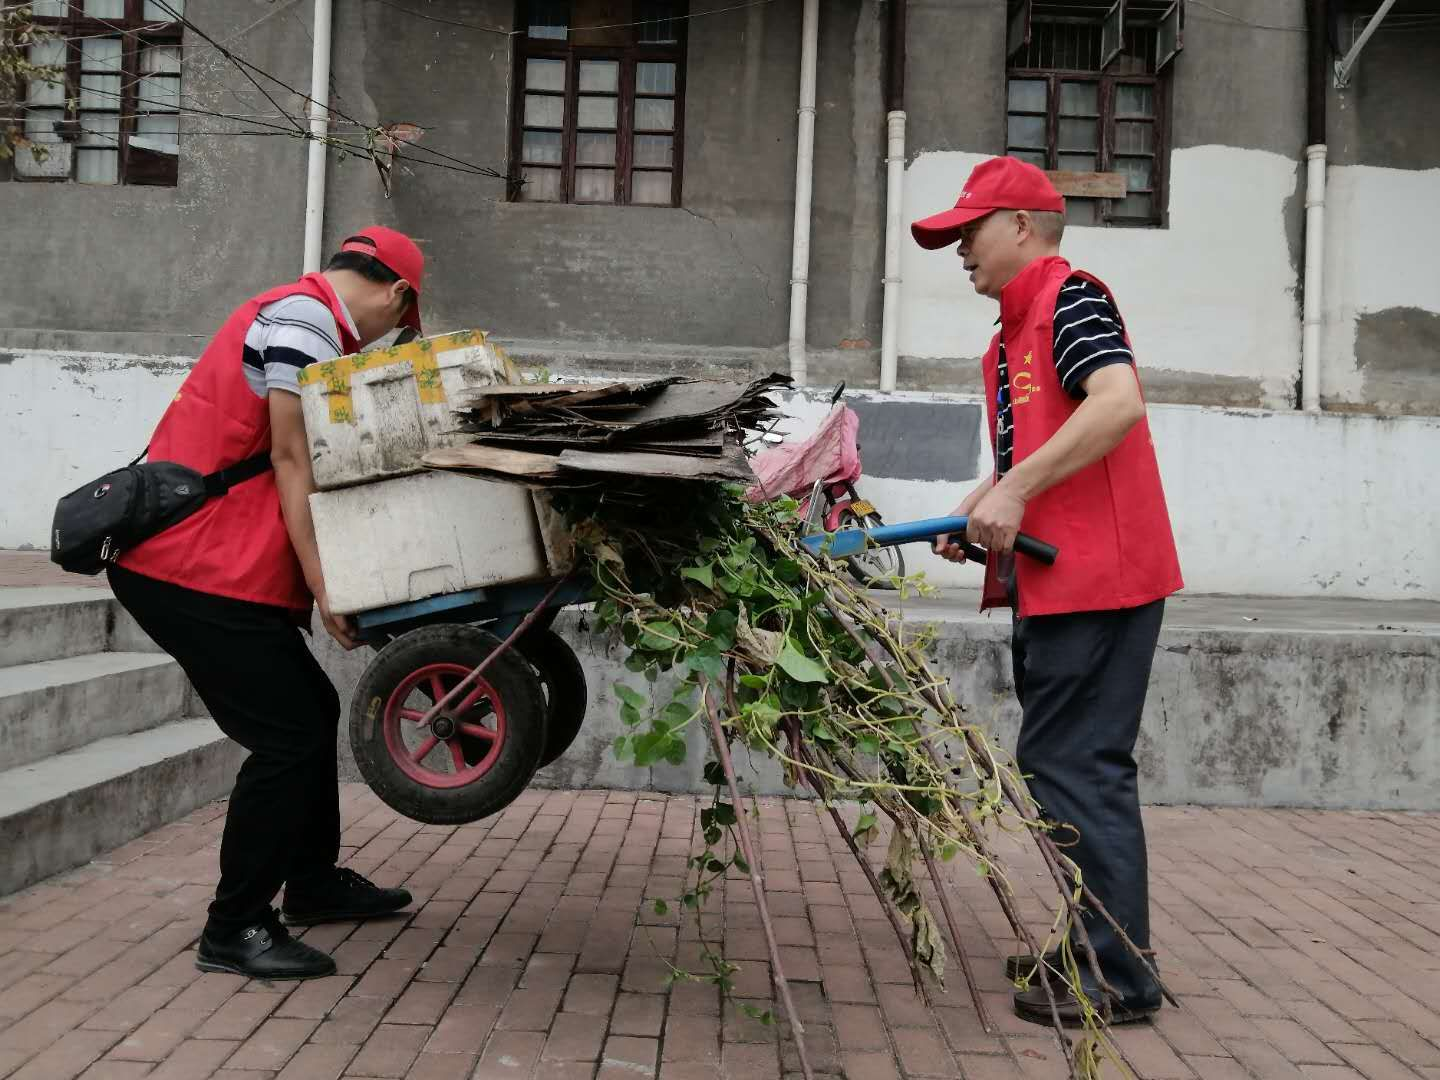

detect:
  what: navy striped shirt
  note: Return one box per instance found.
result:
[995,277,1133,476]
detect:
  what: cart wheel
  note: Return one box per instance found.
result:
[350,624,547,825]
[842,508,906,590]
[516,629,588,769]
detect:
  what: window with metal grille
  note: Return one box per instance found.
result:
[10,1,183,186]
[1006,0,1183,227]
[510,1,687,206]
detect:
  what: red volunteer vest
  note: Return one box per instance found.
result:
[980,256,1183,617]
[119,273,360,610]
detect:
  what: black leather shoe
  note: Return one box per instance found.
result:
[1005,946,1094,981]
[1012,983,1160,1028]
[282,866,412,925]
[196,916,336,980]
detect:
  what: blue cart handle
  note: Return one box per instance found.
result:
[803,515,1059,566]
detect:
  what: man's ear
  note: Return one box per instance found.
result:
[392,279,412,306]
[1012,210,1033,244]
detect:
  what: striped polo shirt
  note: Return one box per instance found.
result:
[995,277,1133,477]
[241,293,359,398]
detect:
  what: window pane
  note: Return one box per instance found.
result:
[81,73,121,110]
[1114,120,1154,155]
[23,108,64,145]
[1006,114,1046,149]
[1058,117,1097,152]
[79,111,119,147]
[579,60,618,93]
[31,0,67,14]
[1116,84,1155,119]
[637,1,682,44]
[577,95,617,130]
[524,94,564,128]
[528,0,569,39]
[1116,156,1152,191]
[1058,153,1097,173]
[634,97,674,132]
[1066,197,1099,226]
[141,46,182,74]
[84,0,125,16]
[82,38,123,73]
[1059,81,1097,116]
[519,167,563,201]
[16,110,70,178]
[636,62,676,95]
[1009,149,1047,169]
[78,148,119,184]
[633,133,673,167]
[1112,193,1154,218]
[144,0,184,16]
[576,132,616,165]
[135,113,179,155]
[526,59,565,92]
[574,167,614,202]
[631,170,672,205]
[522,129,562,163]
[138,74,181,112]
[1007,78,1046,114]
[27,41,66,106]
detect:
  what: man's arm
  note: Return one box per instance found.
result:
[966,363,1146,554]
[269,390,358,650]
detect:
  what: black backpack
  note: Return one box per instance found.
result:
[50,449,273,576]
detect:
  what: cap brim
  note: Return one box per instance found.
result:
[400,300,422,335]
[910,205,996,250]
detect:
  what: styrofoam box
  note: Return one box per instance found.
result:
[311,471,572,616]
[297,330,515,491]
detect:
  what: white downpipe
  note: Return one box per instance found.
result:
[1301,143,1326,413]
[878,110,906,393]
[302,0,334,274]
[787,0,820,386]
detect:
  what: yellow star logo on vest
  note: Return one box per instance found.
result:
[1023,351,1033,365]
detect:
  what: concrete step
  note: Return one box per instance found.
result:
[0,717,244,896]
[0,651,190,771]
[0,587,156,667]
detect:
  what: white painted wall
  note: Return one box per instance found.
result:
[769,387,1440,601]
[7,352,1438,602]
[1322,163,1440,407]
[900,146,1303,408]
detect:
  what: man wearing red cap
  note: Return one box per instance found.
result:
[108,226,427,980]
[913,158,1183,1025]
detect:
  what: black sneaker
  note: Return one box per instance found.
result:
[196,914,336,980]
[281,866,413,926]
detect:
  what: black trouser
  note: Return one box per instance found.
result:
[1011,599,1164,1005]
[108,565,341,936]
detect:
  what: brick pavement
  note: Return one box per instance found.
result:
[4,786,1440,1080]
[0,551,108,589]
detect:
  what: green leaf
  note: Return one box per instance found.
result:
[856,734,881,756]
[663,738,688,766]
[706,859,726,874]
[776,638,829,684]
[639,620,680,651]
[685,648,726,681]
[856,812,877,834]
[941,843,960,862]
[620,703,644,728]
[613,734,629,758]
[702,760,726,787]
[705,609,738,650]
[732,852,749,873]
[615,683,647,711]
[653,899,669,916]
[712,802,738,827]
[662,701,693,729]
[738,674,769,690]
[680,563,715,588]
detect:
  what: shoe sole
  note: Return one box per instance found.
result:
[281,904,410,927]
[195,957,337,980]
[1013,998,1160,1029]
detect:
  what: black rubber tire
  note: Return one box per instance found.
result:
[843,509,906,590]
[516,629,588,769]
[350,624,547,825]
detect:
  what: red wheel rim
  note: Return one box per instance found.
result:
[383,662,507,789]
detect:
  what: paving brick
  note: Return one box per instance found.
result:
[7,1028,119,1080]
[1254,1018,1345,1065]
[721,1041,780,1080]
[193,991,281,1041]
[107,1008,209,1062]
[405,1052,479,1080]
[144,1037,241,1080]
[76,1060,154,1080]
[383,979,458,1026]
[1331,1042,1428,1080]
[612,991,665,1037]
[309,995,388,1047]
[273,975,354,1020]
[0,998,101,1054]
[347,1022,430,1077]
[662,1013,721,1062]
[542,1013,609,1061]
[496,987,564,1031]
[473,1030,545,1080]
[222,1016,320,1072]
[79,985,182,1032]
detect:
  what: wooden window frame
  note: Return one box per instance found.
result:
[509,2,688,207]
[13,1,183,186]
[1007,66,1169,227]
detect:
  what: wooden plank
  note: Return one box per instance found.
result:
[421,444,563,478]
[1046,170,1127,199]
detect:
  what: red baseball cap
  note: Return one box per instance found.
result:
[910,157,1065,250]
[340,226,425,334]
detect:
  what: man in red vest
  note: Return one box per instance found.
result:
[912,158,1183,1025]
[108,227,427,980]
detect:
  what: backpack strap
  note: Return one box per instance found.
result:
[202,451,274,497]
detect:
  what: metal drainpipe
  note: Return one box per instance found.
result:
[787,0,820,386]
[1300,0,1327,413]
[302,0,334,274]
[879,0,907,393]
